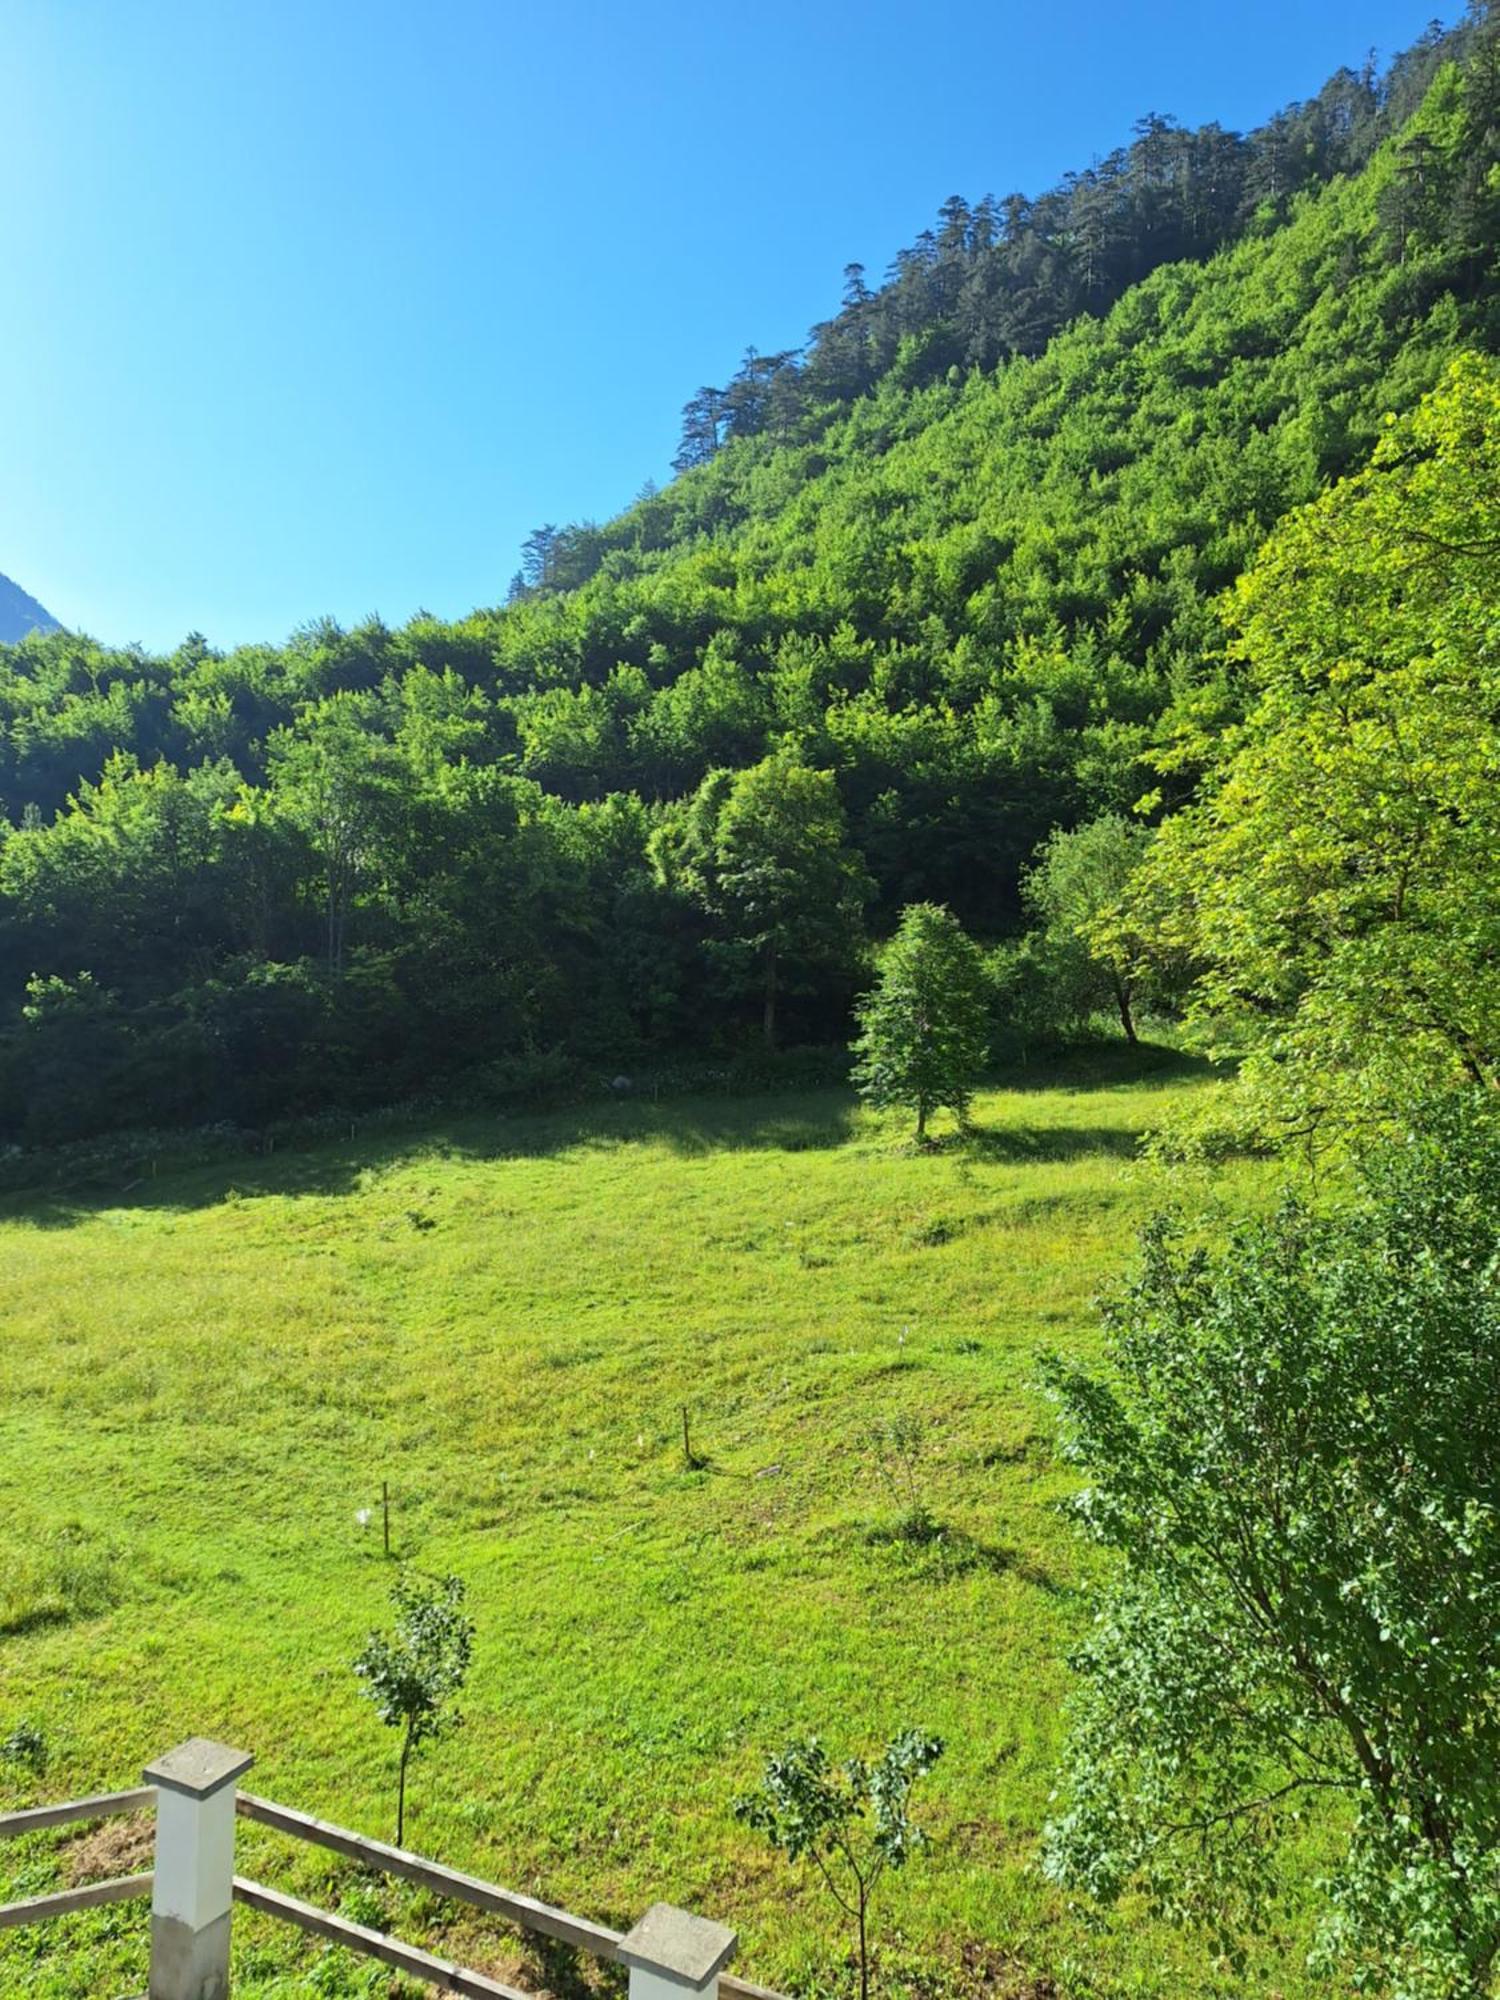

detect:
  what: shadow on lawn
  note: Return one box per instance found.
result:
[959,1123,1144,1165]
[0,1091,865,1229]
[988,1038,1216,1095]
[1,1041,1205,1231]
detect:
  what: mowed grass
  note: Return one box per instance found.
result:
[0,1051,1295,1999]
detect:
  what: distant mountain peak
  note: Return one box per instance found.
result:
[0,571,60,643]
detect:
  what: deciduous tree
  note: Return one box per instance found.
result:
[852,903,988,1140]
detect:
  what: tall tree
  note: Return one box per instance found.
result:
[1024,814,1154,1043]
[658,755,870,1047]
[1133,354,1500,1138]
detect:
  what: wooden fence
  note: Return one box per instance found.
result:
[0,1737,783,2000]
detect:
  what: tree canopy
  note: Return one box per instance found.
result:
[1,12,1497,1146]
[1125,351,1500,1144]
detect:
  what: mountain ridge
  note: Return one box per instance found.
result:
[0,572,59,645]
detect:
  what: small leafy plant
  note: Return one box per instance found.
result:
[864,1412,937,1543]
[0,1719,47,1776]
[734,1730,943,2000]
[353,1571,474,1846]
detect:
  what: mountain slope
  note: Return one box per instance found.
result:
[0,571,60,644]
[0,26,1496,1143]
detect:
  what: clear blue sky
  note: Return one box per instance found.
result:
[1,0,1464,652]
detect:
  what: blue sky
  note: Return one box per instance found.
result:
[2,0,1464,651]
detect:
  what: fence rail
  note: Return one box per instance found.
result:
[0,1740,783,2000]
[0,1786,155,1840]
[237,1790,784,2000]
[238,1791,620,1956]
[234,1877,533,1999]
[0,1873,152,1930]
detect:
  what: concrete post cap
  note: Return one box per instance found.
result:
[143,1739,254,1800]
[620,1903,737,1987]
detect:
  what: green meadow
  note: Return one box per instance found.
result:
[0,1053,1294,1998]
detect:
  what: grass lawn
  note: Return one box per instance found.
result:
[0,1049,1301,1999]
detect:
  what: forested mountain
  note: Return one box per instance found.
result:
[2,8,1497,1147]
[0,572,59,645]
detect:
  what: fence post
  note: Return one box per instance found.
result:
[620,1904,736,2000]
[143,1738,254,2000]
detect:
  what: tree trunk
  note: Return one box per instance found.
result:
[1114,976,1138,1044]
[397,1726,411,1846]
[762,944,778,1049]
[916,1098,927,1144]
[857,1889,869,2000]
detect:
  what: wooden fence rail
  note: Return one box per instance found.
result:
[0,1742,784,2000]
[0,1786,155,1840]
[236,1789,786,2000]
[237,1791,622,1956]
[234,1877,533,1999]
[0,1873,152,1930]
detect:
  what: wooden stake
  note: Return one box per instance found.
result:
[382,1481,391,1559]
[681,1408,704,1471]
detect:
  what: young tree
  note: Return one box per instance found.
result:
[267,694,410,978]
[1022,814,1153,1043]
[852,903,988,1141]
[1043,1102,1500,1997]
[735,1731,943,2000]
[353,1571,474,1846]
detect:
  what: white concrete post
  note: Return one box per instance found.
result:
[620,1903,737,2000]
[144,1738,254,2000]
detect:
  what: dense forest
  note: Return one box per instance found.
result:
[2,7,1498,1148]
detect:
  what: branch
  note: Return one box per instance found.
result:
[1158,1774,1358,1842]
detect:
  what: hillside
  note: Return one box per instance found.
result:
[0,16,1496,1149]
[0,570,59,645]
[0,1057,1282,1998]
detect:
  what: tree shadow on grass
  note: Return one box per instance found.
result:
[959,1123,1145,1166]
[0,1089,865,1230]
[863,1519,1068,1596]
[988,1039,1219,1095]
[0,1042,1215,1230]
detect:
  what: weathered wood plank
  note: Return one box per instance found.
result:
[0,1787,155,1839]
[236,1792,623,1957]
[233,1877,532,1998]
[0,1873,152,1928]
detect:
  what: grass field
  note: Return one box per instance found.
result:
[0,1050,1299,1999]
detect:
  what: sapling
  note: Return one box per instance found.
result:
[852,903,988,1142]
[353,1570,474,1846]
[865,1412,935,1542]
[734,1730,943,2000]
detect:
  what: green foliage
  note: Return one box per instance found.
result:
[735,1730,944,2000]
[0,18,1496,1145]
[1022,815,1156,1043]
[658,755,871,1046]
[863,1411,937,1544]
[1134,352,1500,1145]
[0,1720,47,1777]
[353,1571,474,1845]
[853,904,987,1139]
[1043,1098,1500,1998]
